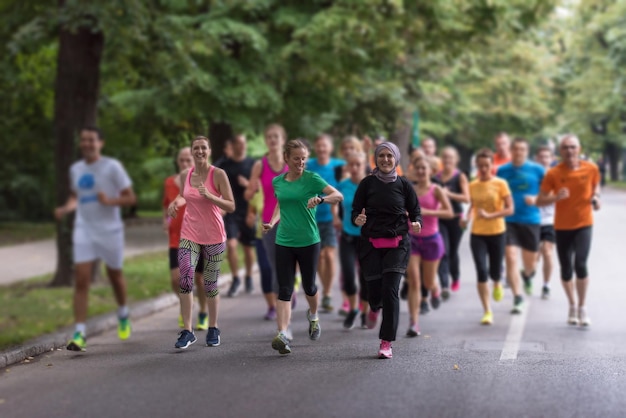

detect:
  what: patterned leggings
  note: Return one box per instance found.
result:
[178,239,226,297]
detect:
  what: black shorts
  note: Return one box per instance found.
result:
[505,222,540,252]
[224,213,256,246]
[169,248,204,272]
[540,225,556,243]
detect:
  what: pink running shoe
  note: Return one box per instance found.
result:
[339,299,350,317]
[451,279,460,292]
[366,310,379,329]
[378,340,393,359]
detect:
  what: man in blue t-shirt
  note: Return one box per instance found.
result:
[497,137,545,314]
[307,134,345,313]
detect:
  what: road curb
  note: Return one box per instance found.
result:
[0,273,235,369]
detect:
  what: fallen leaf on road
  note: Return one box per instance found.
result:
[423,335,431,339]
[46,364,53,367]
[22,360,30,364]
[27,356,34,360]
[0,399,5,405]
[453,364,460,371]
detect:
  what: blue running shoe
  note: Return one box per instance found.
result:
[206,327,221,347]
[175,330,197,349]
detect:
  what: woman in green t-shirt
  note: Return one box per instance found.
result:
[263,139,343,355]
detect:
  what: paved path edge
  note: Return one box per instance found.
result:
[0,273,234,368]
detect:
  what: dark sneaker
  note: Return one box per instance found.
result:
[271,332,292,355]
[521,270,535,296]
[206,327,221,347]
[430,292,441,310]
[245,276,253,294]
[227,277,241,298]
[175,330,197,349]
[67,331,86,352]
[441,288,451,301]
[541,285,550,300]
[307,309,321,340]
[406,323,421,338]
[321,295,333,313]
[511,295,525,314]
[360,312,367,329]
[420,300,430,315]
[343,309,360,330]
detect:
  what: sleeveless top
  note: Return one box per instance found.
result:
[436,169,463,215]
[414,184,440,237]
[180,166,226,245]
[260,156,288,223]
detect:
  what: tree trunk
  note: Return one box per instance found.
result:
[605,140,620,182]
[209,121,233,163]
[390,111,412,170]
[50,7,104,287]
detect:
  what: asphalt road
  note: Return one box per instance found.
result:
[1,189,626,418]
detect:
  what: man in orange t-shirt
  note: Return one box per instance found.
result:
[163,147,208,329]
[536,134,600,328]
[492,132,512,174]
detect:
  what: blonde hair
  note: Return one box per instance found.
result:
[341,136,363,153]
[440,146,459,162]
[265,123,287,141]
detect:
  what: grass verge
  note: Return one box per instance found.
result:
[0,222,56,247]
[607,180,626,190]
[0,248,243,350]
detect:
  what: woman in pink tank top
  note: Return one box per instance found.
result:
[243,124,289,321]
[405,154,453,337]
[167,136,235,349]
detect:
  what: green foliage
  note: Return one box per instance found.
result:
[1,0,587,221]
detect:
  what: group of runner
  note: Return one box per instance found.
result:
[56,126,600,360]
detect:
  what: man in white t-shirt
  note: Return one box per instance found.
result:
[55,127,136,352]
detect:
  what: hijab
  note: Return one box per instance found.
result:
[372,142,401,183]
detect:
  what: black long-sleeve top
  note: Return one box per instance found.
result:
[351,175,422,238]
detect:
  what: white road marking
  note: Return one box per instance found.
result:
[500,300,531,362]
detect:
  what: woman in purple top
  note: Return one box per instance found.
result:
[406,155,453,338]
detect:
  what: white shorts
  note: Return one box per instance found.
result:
[73,227,125,270]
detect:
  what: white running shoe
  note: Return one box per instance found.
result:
[567,306,579,325]
[578,307,591,327]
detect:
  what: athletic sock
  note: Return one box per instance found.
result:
[75,323,86,335]
[309,312,319,321]
[117,305,130,319]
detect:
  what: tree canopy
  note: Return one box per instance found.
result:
[2,0,625,222]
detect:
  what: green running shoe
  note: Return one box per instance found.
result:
[307,309,321,340]
[271,332,292,355]
[118,317,131,340]
[196,312,209,331]
[67,331,86,352]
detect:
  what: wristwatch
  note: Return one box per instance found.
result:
[318,196,325,204]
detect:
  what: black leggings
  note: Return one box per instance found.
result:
[339,234,367,300]
[368,272,402,342]
[438,217,465,287]
[555,227,592,281]
[470,233,505,283]
[275,243,320,301]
